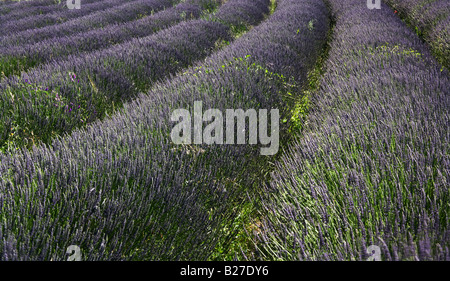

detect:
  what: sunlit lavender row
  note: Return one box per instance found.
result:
[257,0,449,261]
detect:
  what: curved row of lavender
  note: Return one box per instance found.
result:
[0,0,172,47]
[257,0,449,261]
[0,0,102,23]
[0,0,214,77]
[214,0,269,27]
[0,0,224,152]
[384,0,449,69]
[0,0,138,36]
[0,0,330,261]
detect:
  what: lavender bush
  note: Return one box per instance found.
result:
[0,0,329,260]
[257,0,449,261]
[384,0,450,69]
[213,0,269,29]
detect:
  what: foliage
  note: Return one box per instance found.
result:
[384,0,450,70]
[257,0,450,261]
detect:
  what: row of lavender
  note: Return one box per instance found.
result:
[0,0,172,47]
[0,0,211,77]
[384,0,449,69]
[0,0,330,260]
[0,0,136,35]
[257,0,449,260]
[0,0,104,23]
[0,0,224,152]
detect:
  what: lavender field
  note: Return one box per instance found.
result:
[0,0,448,261]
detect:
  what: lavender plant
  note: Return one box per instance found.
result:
[384,0,450,69]
[213,0,269,31]
[0,0,329,260]
[257,0,449,261]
